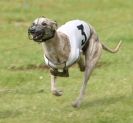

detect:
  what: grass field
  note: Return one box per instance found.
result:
[0,0,133,123]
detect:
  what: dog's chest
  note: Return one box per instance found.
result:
[46,52,65,63]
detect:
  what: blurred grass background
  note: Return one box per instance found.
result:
[0,0,133,123]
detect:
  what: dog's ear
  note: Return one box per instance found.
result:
[51,20,58,30]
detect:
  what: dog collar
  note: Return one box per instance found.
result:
[44,55,67,69]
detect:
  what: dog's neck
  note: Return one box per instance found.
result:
[42,31,70,65]
[42,30,55,42]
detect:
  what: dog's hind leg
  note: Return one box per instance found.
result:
[50,74,63,96]
[77,54,85,72]
[72,40,102,108]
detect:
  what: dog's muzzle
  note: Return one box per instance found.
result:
[28,25,45,42]
[28,25,55,43]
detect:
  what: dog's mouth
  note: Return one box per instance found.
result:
[28,28,45,42]
[31,32,44,41]
[28,26,55,42]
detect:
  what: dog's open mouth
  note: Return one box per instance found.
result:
[32,33,44,41]
[28,26,55,42]
[28,25,45,42]
[28,31,44,41]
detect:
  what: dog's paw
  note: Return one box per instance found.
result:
[52,89,63,96]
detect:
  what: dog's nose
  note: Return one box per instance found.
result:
[28,27,36,33]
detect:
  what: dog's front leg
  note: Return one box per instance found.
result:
[50,74,63,96]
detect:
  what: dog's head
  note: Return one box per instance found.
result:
[28,17,57,42]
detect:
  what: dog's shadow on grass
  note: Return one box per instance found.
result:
[81,95,131,109]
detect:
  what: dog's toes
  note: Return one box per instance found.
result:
[52,90,63,96]
[72,101,81,108]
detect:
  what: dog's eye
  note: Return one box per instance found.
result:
[42,22,47,26]
[32,23,36,26]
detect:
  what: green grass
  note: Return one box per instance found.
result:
[0,0,133,123]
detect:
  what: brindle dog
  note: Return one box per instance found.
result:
[28,17,122,108]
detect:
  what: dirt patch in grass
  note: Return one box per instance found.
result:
[8,61,110,71]
[8,63,49,71]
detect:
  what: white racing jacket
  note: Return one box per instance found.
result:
[44,20,91,69]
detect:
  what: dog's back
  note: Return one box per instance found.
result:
[57,20,91,49]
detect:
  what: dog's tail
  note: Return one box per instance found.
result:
[102,40,122,53]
